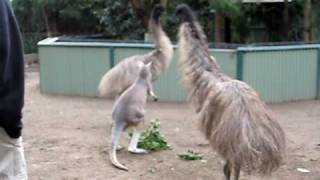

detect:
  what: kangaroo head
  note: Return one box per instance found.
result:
[138,62,152,81]
[138,62,158,101]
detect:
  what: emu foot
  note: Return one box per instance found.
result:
[128,148,149,154]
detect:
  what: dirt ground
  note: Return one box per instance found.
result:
[23,67,320,180]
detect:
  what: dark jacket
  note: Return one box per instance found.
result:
[0,0,25,138]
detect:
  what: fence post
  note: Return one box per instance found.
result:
[317,48,320,99]
[236,50,244,81]
[109,47,115,68]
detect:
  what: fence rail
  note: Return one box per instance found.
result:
[38,38,320,103]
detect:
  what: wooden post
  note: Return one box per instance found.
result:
[283,0,289,41]
[304,0,312,42]
[215,12,223,43]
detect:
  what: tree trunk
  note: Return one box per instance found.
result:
[283,0,289,41]
[160,0,167,7]
[46,12,59,37]
[160,0,168,25]
[42,6,51,37]
[215,12,223,43]
[129,0,149,29]
[224,17,231,43]
[304,0,312,42]
[43,0,59,37]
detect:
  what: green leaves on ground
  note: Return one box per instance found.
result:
[178,150,204,161]
[137,119,171,151]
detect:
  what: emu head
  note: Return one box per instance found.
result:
[151,4,165,23]
[175,4,196,24]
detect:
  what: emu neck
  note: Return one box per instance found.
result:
[178,22,227,111]
[148,17,173,56]
[145,16,173,82]
[178,23,223,78]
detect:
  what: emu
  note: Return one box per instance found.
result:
[109,62,155,171]
[98,5,173,99]
[175,4,285,180]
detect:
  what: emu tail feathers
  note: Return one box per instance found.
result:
[109,122,128,171]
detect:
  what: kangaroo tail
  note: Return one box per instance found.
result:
[109,122,128,171]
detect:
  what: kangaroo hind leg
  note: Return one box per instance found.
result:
[128,128,148,154]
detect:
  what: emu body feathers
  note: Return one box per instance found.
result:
[98,6,173,98]
[176,4,285,179]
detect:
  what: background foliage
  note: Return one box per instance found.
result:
[11,0,320,53]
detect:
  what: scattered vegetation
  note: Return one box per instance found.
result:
[178,150,204,161]
[137,119,171,151]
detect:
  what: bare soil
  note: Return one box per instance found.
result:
[24,67,320,180]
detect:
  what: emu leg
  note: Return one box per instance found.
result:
[234,164,241,180]
[223,161,231,180]
[128,129,148,154]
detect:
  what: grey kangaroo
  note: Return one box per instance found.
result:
[109,61,156,171]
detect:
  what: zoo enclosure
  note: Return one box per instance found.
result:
[38,38,320,103]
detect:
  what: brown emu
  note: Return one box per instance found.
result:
[98,5,173,99]
[175,4,285,180]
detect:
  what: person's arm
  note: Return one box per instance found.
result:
[0,0,25,139]
[0,0,10,87]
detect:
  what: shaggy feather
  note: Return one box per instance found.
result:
[98,5,173,98]
[176,5,285,178]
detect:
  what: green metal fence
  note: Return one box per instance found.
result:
[237,45,320,103]
[38,38,320,103]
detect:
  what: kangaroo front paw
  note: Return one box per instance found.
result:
[128,148,149,154]
[153,96,158,102]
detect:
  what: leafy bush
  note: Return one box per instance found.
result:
[137,119,171,151]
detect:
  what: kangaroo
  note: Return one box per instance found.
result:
[109,62,155,171]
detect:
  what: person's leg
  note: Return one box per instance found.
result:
[0,128,27,180]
